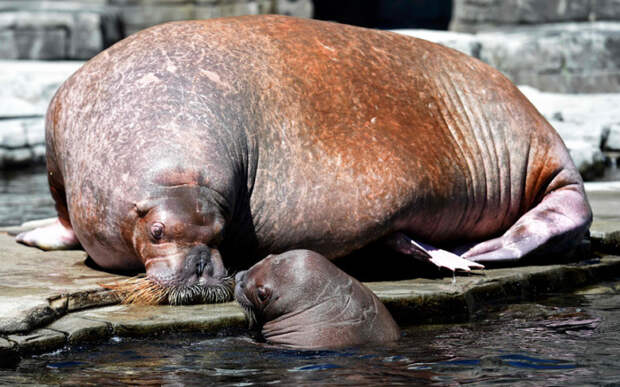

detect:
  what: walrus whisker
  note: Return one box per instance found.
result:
[101,275,169,305]
[102,273,234,305]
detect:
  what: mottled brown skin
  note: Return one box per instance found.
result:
[17,16,591,302]
[235,250,400,349]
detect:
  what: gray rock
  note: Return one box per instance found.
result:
[451,0,598,32]
[256,0,274,14]
[0,232,123,335]
[1,148,33,166]
[0,60,82,118]
[593,0,620,20]
[24,118,45,146]
[0,296,57,333]
[73,303,246,336]
[392,29,482,57]
[274,0,313,18]
[584,182,620,252]
[0,118,47,167]
[565,140,607,180]
[31,144,46,161]
[477,23,620,93]
[218,1,259,18]
[0,11,73,59]
[601,123,620,151]
[518,86,620,179]
[7,328,66,354]
[70,11,105,59]
[396,23,620,93]
[47,316,109,344]
[0,4,121,60]
[118,3,195,36]
[0,119,28,149]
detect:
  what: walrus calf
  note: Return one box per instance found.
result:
[17,15,591,304]
[235,250,400,349]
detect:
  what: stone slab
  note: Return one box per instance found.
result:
[399,22,620,94]
[0,232,124,333]
[73,303,246,337]
[274,0,313,18]
[392,29,481,57]
[0,254,614,357]
[0,60,83,118]
[0,295,58,334]
[47,316,109,344]
[7,328,65,354]
[585,182,620,252]
[450,0,620,32]
[370,256,620,325]
[601,123,620,152]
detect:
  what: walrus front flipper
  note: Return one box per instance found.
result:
[16,217,79,251]
[462,185,592,263]
[386,232,484,272]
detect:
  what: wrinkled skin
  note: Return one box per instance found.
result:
[235,250,400,349]
[17,15,591,303]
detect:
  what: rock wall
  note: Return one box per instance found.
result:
[0,61,82,167]
[451,0,620,32]
[0,0,312,60]
[448,0,620,94]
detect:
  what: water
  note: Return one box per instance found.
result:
[0,166,55,226]
[2,286,620,385]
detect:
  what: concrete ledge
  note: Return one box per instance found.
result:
[371,256,620,325]
[1,252,620,361]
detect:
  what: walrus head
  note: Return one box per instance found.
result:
[234,250,331,331]
[109,183,235,305]
[234,250,401,349]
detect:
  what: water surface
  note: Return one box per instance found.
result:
[2,285,619,386]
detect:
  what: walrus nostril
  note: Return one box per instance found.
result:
[187,245,213,277]
[197,256,208,276]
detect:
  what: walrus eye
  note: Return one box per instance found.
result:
[256,285,271,303]
[150,222,165,241]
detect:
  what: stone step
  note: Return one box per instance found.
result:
[451,0,620,33]
[395,22,620,94]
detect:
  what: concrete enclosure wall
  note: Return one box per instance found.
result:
[0,0,312,60]
[450,0,620,32]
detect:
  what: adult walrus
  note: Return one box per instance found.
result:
[235,250,400,349]
[17,15,592,304]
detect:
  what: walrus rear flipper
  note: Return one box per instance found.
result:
[462,184,592,263]
[385,232,484,272]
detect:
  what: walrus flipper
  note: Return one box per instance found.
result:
[462,185,592,263]
[16,217,79,251]
[386,232,484,272]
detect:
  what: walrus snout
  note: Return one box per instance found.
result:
[182,245,228,284]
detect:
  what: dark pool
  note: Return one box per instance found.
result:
[2,285,619,385]
[0,166,55,226]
